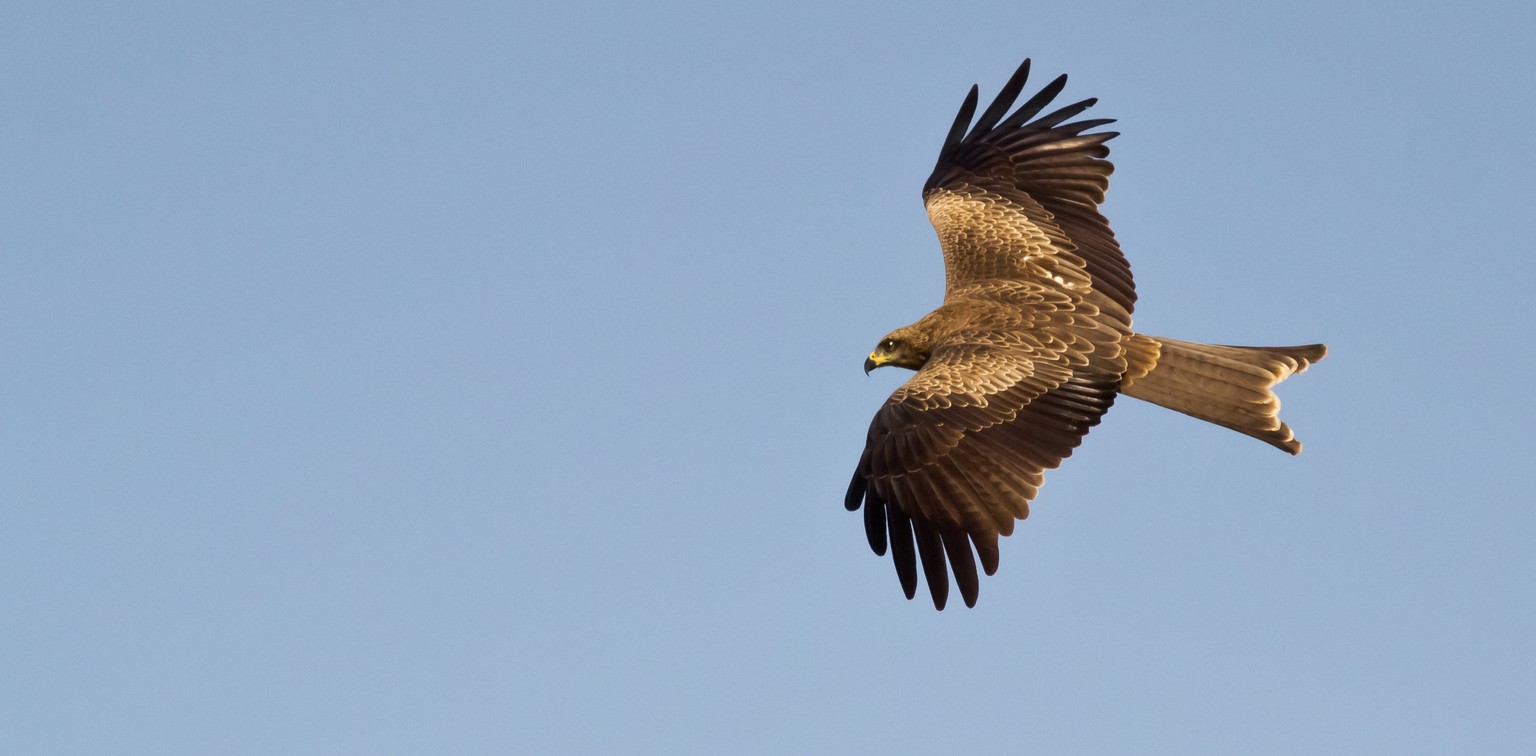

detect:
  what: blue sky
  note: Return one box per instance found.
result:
[3,1,1534,753]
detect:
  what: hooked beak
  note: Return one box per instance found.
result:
[864,353,882,375]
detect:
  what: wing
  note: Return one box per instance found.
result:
[846,288,1126,610]
[925,58,1135,318]
[845,60,1135,609]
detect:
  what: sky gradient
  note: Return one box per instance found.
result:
[4,1,1534,753]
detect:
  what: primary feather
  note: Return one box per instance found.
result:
[847,58,1326,609]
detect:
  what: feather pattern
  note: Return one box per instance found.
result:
[846,58,1325,610]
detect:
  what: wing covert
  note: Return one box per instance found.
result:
[845,59,1139,609]
[924,59,1135,316]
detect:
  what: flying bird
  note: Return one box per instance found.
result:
[846,58,1326,610]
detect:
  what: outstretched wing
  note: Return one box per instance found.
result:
[846,60,1135,609]
[846,293,1126,610]
[926,58,1134,317]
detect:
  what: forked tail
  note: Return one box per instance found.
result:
[1119,334,1327,454]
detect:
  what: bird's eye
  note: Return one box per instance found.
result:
[881,339,898,352]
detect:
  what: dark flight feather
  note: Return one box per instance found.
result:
[844,58,1326,610]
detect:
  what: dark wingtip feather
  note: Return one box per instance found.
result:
[941,529,980,609]
[1061,117,1116,135]
[888,507,918,599]
[967,58,1031,139]
[974,534,1000,576]
[933,85,980,170]
[946,86,980,148]
[1030,97,1099,130]
[915,526,949,611]
[997,72,1068,130]
[863,490,887,556]
[844,470,865,512]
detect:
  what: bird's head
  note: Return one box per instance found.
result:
[865,327,932,374]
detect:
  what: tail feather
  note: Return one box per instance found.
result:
[1119,334,1326,454]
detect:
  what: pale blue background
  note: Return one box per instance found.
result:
[4,1,1534,753]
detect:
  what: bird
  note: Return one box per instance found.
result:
[846,58,1326,610]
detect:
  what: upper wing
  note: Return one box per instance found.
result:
[844,60,1137,609]
[925,59,1135,318]
[845,295,1126,610]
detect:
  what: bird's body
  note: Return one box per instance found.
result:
[847,59,1325,610]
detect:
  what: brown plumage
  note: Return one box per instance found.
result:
[848,59,1326,610]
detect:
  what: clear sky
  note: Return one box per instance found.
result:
[4,1,1534,753]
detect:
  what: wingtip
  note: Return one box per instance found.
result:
[863,493,888,555]
[844,469,867,511]
[995,71,1071,130]
[938,85,981,160]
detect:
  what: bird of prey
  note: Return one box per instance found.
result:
[846,58,1326,610]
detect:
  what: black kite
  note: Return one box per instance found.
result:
[846,59,1326,610]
